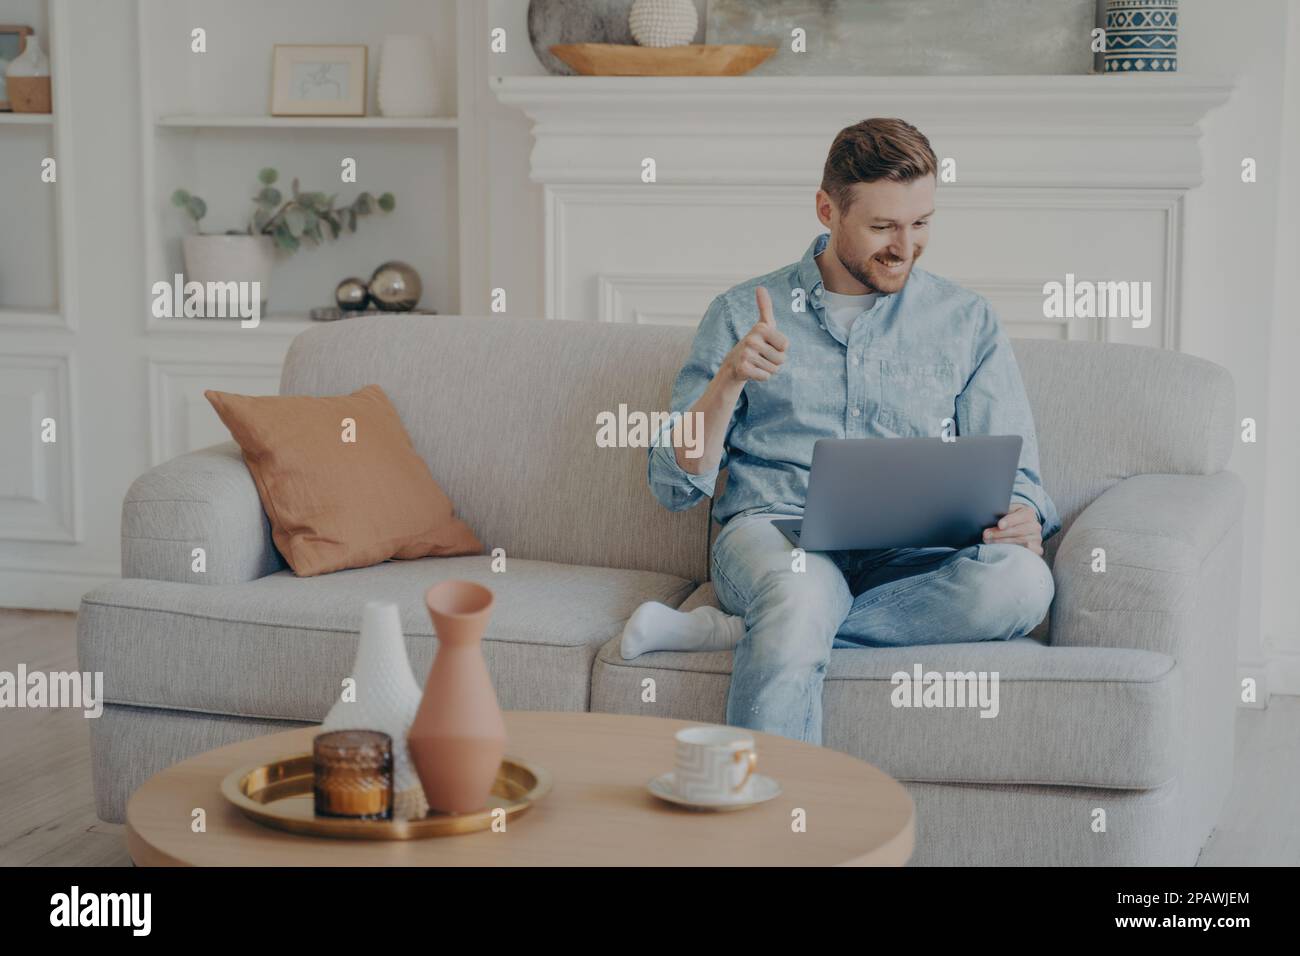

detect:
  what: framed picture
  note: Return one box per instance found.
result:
[270,44,367,117]
[0,25,34,111]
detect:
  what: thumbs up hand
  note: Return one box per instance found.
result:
[720,286,789,385]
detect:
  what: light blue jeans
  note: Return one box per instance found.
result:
[710,512,1056,745]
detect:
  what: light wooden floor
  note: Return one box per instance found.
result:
[0,610,130,865]
[0,609,1295,866]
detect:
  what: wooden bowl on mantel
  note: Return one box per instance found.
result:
[550,43,775,77]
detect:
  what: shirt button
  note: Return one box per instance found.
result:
[851,408,861,417]
[851,356,860,366]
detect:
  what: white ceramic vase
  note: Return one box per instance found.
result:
[5,32,49,77]
[180,234,275,316]
[322,602,427,815]
[377,35,438,117]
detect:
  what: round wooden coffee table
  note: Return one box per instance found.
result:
[126,711,915,866]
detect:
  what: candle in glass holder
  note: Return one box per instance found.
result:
[313,730,394,820]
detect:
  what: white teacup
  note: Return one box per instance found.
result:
[673,726,758,803]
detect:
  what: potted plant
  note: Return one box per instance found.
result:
[172,168,395,313]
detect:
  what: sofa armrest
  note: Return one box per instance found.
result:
[1049,472,1245,659]
[122,442,285,584]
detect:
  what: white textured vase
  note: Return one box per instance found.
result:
[629,0,698,48]
[377,34,438,117]
[322,601,427,815]
[5,32,50,77]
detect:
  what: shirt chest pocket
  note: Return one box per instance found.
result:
[875,360,958,437]
[751,351,843,420]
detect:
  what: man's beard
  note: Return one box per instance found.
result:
[838,237,921,294]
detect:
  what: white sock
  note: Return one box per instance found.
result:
[620,602,746,660]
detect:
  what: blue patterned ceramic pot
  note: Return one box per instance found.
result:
[1105,0,1178,73]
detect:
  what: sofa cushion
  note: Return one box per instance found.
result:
[591,623,1179,790]
[79,556,695,721]
[205,384,482,576]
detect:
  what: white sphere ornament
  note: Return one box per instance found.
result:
[629,0,698,48]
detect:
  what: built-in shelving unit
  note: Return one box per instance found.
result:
[0,0,495,606]
[137,0,473,335]
[129,0,484,479]
[0,0,76,332]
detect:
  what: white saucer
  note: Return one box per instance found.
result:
[648,771,782,811]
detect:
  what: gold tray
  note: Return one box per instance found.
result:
[220,753,552,840]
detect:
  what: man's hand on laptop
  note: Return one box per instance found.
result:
[981,503,1044,556]
[720,286,789,385]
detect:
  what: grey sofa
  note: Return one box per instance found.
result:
[78,314,1245,866]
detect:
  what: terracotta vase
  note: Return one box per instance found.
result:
[408,580,507,813]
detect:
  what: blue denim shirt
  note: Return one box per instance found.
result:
[647,233,1062,541]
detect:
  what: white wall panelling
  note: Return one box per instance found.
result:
[545,184,813,321]
[597,273,751,327]
[539,179,1183,347]
[943,280,1102,343]
[932,189,1184,349]
[0,350,80,542]
[148,359,284,465]
[1259,5,1300,696]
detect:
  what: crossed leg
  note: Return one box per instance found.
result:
[711,514,1055,743]
[833,542,1055,647]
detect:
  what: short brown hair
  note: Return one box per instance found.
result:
[820,118,937,212]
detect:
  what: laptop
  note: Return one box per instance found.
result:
[773,436,1023,551]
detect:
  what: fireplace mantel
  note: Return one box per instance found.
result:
[492,74,1233,188]
[491,74,1234,343]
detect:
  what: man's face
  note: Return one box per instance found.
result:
[821,176,936,294]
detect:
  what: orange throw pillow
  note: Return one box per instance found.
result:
[205,384,482,577]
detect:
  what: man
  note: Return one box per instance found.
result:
[629,118,1061,746]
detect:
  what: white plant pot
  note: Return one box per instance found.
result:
[181,234,275,316]
[377,35,438,117]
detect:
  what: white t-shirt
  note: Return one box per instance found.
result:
[821,288,879,344]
